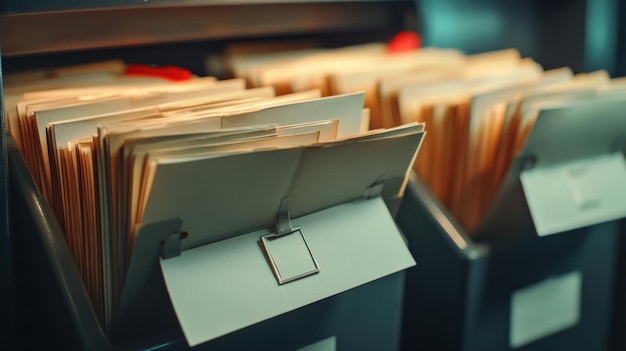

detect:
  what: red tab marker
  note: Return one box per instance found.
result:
[387,31,421,54]
[124,64,193,81]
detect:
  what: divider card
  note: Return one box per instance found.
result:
[519,97,626,236]
[160,197,416,347]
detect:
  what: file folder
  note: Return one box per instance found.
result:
[7,129,416,350]
[5,55,424,346]
[113,126,423,346]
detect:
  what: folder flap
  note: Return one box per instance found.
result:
[521,97,626,167]
[160,197,415,347]
[139,148,302,250]
[288,131,423,218]
[136,125,423,255]
[521,153,626,236]
[221,93,364,138]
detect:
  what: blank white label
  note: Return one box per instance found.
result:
[296,336,336,351]
[521,153,626,236]
[509,271,582,348]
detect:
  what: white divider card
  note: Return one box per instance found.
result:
[296,336,337,351]
[510,271,582,348]
[519,97,626,236]
[160,198,415,346]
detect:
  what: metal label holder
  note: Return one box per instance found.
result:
[260,197,320,285]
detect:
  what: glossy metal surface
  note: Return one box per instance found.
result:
[405,174,477,253]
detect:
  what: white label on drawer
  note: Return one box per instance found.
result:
[296,336,336,351]
[509,271,582,348]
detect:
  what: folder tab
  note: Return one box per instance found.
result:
[160,231,185,259]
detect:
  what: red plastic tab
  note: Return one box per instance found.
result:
[387,31,421,54]
[124,64,192,81]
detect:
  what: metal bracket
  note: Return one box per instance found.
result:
[521,154,538,171]
[363,176,385,199]
[160,231,187,259]
[276,197,294,236]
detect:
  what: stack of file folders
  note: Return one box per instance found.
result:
[3,60,424,346]
[223,40,626,238]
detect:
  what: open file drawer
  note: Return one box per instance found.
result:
[8,134,410,351]
[397,176,617,351]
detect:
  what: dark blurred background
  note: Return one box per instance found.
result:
[416,0,619,76]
